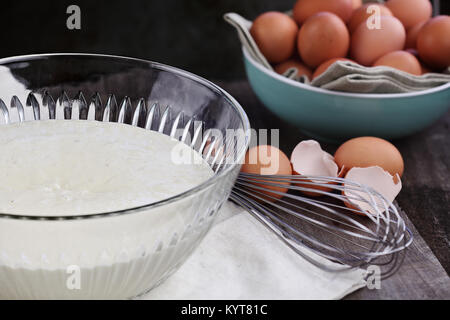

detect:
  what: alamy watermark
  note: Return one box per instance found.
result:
[366,265,381,290]
[66,5,81,30]
[66,264,81,290]
[366,5,383,30]
[169,126,283,172]
[64,4,383,32]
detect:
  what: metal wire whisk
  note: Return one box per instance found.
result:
[230,172,413,279]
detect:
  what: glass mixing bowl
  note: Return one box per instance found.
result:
[0,54,250,299]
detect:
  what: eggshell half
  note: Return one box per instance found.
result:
[290,140,343,196]
[343,166,402,216]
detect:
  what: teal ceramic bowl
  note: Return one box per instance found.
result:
[243,47,450,142]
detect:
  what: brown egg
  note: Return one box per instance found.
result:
[351,16,405,66]
[298,13,350,68]
[293,0,354,24]
[274,59,313,80]
[417,16,450,70]
[334,137,404,177]
[385,0,432,29]
[352,0,363,10]
[240,145,292,200]
[405,21,426,49]
[250,12,298,64]
[373,50,422,75]
[313,58,354,79]
[348,3,393,34]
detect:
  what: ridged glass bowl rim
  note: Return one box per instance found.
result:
[243,46,450,98]
[0,53,251,221]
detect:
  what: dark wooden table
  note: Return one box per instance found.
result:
[216,80,450,299]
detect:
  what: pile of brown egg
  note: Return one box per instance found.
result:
[250,0,450,79]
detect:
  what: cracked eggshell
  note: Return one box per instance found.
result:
[343,166,402,216]
[290,140,343,197]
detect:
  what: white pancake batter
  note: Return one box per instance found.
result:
[0,120,213,216]
[0,120,215,299]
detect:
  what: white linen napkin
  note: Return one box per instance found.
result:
[141,201,366,300]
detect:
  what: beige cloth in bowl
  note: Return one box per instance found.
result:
[310,61,450,93]
[224,12,450,94]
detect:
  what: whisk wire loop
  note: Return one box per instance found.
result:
[232,172,413,278]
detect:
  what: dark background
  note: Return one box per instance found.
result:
[0,0,448,81]
[0,0,448,294]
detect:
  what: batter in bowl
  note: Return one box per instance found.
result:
[0,120,213,216]
[0,120,215,299]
